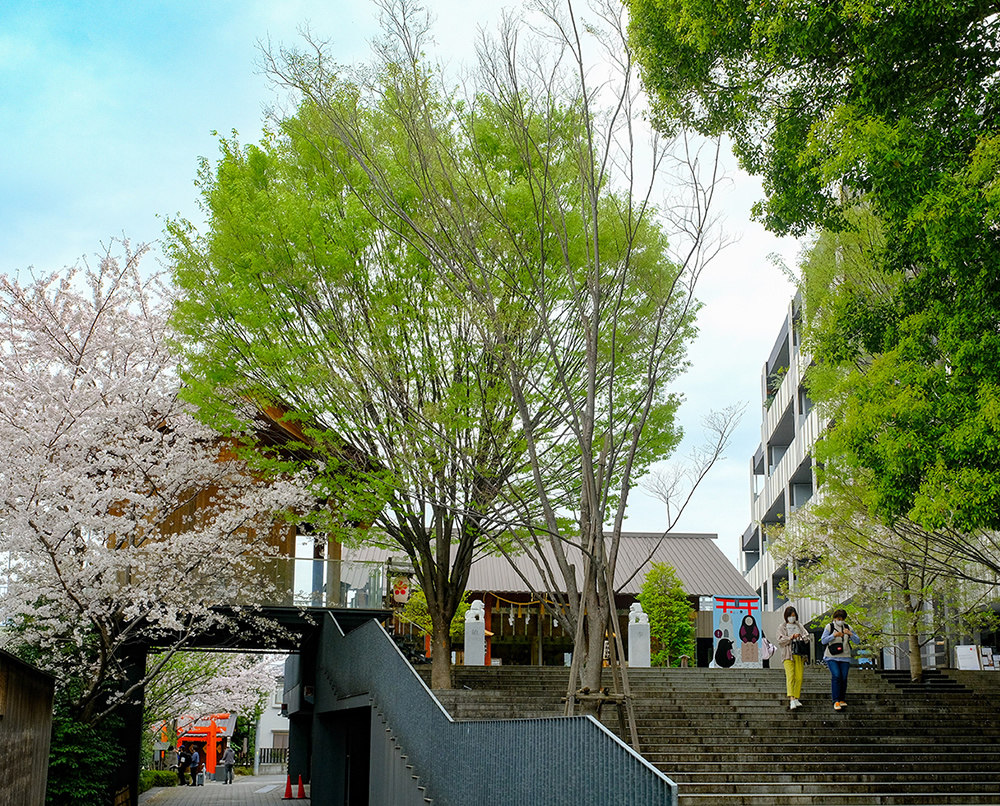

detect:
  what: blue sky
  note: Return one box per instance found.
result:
[0,0,384,272]
[0,0,798,565]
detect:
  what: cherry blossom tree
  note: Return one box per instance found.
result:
[144,651,283,737]
[0,241,312,726]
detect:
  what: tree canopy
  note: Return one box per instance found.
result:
[627,0,1000,234]
[0,243,310,725]
[773,466,1000,681]
[143,651,280,737]
[168,119,530,688]
[169,0,732,694]
[629,2,1000,534]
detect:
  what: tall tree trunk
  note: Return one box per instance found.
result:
[907,628,923,684]
[578,590,608,714]
[902,589,924,683]
[430,612,453,690]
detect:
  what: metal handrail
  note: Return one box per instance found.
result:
[257,747,289,765]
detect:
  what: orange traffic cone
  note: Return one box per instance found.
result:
[282,775,294,799]
[297,775,306,798]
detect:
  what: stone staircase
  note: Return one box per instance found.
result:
[875,667,972,693]
[419,665,1000,805]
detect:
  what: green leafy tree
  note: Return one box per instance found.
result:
[167,52,541,690]
[257,0,737,712]
[398,589,470,643]
[796,209,1000,576]
[627,0,1000,235]
[759,210,1000,681]
[170,0,736,700]
[168,127,527,689]
[637,562,695,667]
[46,696,124,806]
[628,1,1000,545]
[773,471,1000,682]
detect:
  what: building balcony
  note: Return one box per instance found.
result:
[763,363,795,438]
[752,408,819,524]
[249,556,386,609]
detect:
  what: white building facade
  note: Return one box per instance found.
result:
[254,675,290,775]
[741,295,829,625]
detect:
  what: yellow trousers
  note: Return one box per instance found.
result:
[783,656,804,699]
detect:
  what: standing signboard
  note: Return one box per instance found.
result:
[712,596,763,668]
[955,644,982,670]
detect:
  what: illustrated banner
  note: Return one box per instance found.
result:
[712,596,762,668]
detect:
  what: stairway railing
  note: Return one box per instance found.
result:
[318,613,677,806]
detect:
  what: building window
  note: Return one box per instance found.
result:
[273,678,284,707]
[272,731,289,750]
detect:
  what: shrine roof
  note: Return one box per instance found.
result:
[346,532,753,598]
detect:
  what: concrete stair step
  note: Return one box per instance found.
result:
[642,745,1000,771]
[679,794,1000,805]
[632,726,1000,738]
[681,781,1000,795]
[642,739,1000,751]
[667,763,1000,775]
[427,665,1000,804]
[671,769,1000,794]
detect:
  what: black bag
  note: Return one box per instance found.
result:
[792,638,811,656]
[827,623,845,654]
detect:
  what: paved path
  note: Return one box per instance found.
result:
[139,775,309,805]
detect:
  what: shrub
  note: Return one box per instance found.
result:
[138,770,179,793]
[46,710,123,806]
[637,562,696,667]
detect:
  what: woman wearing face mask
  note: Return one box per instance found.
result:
[822,608,861,711]
[776,605,807,710]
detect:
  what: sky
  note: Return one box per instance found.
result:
[0,0,799,567]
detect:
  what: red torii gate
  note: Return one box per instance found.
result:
[172,713,237,776]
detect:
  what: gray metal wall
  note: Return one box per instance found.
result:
[303,615,676,806]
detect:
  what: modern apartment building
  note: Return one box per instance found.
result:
[741,295,828,625]
[741,297,1000,672]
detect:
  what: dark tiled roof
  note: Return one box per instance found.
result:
[346,532,752,598]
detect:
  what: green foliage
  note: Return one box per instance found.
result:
[772,469,1000,675]
[637,562,695,667]
[46,705,124,806]
[765,206,1000,673]
[139,770,178,793]
[629,2,1000,535]
[399,590,470,642]
[167,113,528,685]
[232,712,260,767]
[628,0,1000,234]
[165,5,700,692]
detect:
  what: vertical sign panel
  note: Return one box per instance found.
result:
[713,596,762,668]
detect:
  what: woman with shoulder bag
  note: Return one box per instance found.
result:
[776,605,809,710]
[822,608,861,711]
